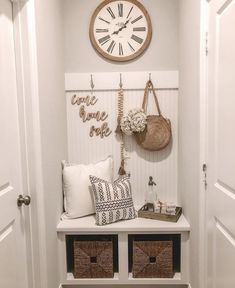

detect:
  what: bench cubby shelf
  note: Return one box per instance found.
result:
[57,215,190,286]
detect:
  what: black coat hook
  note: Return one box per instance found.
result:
[119,73,123,89]
[90,74,95,90]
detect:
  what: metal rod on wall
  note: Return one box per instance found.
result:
[65,88,179,93]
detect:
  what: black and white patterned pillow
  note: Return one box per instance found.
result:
[89,175,136,226]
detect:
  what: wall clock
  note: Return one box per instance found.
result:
[89,0,152,62]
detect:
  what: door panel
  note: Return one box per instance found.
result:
[217,0,235,189]
[0,217,18,288]
[0,0,29,287]
[215,220,235,288]
[207,0,235,287]
[0,186,16,231]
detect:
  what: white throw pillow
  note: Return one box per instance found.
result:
[62,156,113,219]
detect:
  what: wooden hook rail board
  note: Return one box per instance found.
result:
[65,71,179,207]
[65,71,179,91]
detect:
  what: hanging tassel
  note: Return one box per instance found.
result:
[118,159,126,176]
[115,124,122,134]
[118,140,126,176]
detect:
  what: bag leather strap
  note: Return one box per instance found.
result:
[142,80,162,116]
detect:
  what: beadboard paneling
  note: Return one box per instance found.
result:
[66,73,178,207]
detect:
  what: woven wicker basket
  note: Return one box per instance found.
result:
[132,240,173,278]
[74,240,113,278]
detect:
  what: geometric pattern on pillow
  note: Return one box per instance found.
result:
[89,175,136,226]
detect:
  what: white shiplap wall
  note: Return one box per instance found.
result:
[65,71,178,207]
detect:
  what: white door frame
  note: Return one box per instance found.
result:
[10,1,213,288]
[200,0,235,288]
[12,1,48,288]
[199,1,209,288]
[205,0,235,287]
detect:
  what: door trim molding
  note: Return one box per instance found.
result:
[12,1,34,287]
[199,1,209,288]
[12,1,48,288]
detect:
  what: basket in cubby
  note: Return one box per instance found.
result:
[132,240,174,278]
[73,240,114,278]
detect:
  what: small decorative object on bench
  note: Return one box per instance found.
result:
[145,176,157,212]
[74,240,113,278]
[133,240,174,278]
[138,205,182,223]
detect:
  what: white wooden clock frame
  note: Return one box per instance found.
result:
[89,0,152,62]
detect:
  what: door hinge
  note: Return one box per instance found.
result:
[203,163,207,190]
[205,32,209,56]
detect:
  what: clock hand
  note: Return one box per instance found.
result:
[119,17,132,31]
[118,18,131,32]
[112,18,132,35]
[124,17,132,26]
[112,29,121,35]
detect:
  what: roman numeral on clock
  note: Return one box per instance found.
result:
[131,34,143,44]
[98,17,110,24]
[119,43,123,55]
[131,15,143,24]
[118,3,123,17]
[107,40,116,53]
[107,7,116,19]
[128,42,135,52]
[98,35,111,45]
[96,29,109,33]
[133,27,146,32]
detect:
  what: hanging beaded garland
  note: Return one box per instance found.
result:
[116,81,126,176]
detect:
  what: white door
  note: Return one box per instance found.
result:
[0,0,30,287]
[207,0,235,287]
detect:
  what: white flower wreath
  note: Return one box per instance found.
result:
[121,108,147,136]
[120,115,133,135]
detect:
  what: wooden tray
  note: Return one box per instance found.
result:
[138,205,182,223]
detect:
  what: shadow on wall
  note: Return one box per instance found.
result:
[124,135,173,162]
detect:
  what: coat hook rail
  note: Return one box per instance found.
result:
[66,72,179,92]
[66,88,179,93]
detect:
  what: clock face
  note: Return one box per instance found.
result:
[90,0,152,62]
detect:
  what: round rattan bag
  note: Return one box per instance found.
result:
[135,80,172,151]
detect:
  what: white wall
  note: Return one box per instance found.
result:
[33,0,67,287]
[179,1,202,288]
[63,0,179,72]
